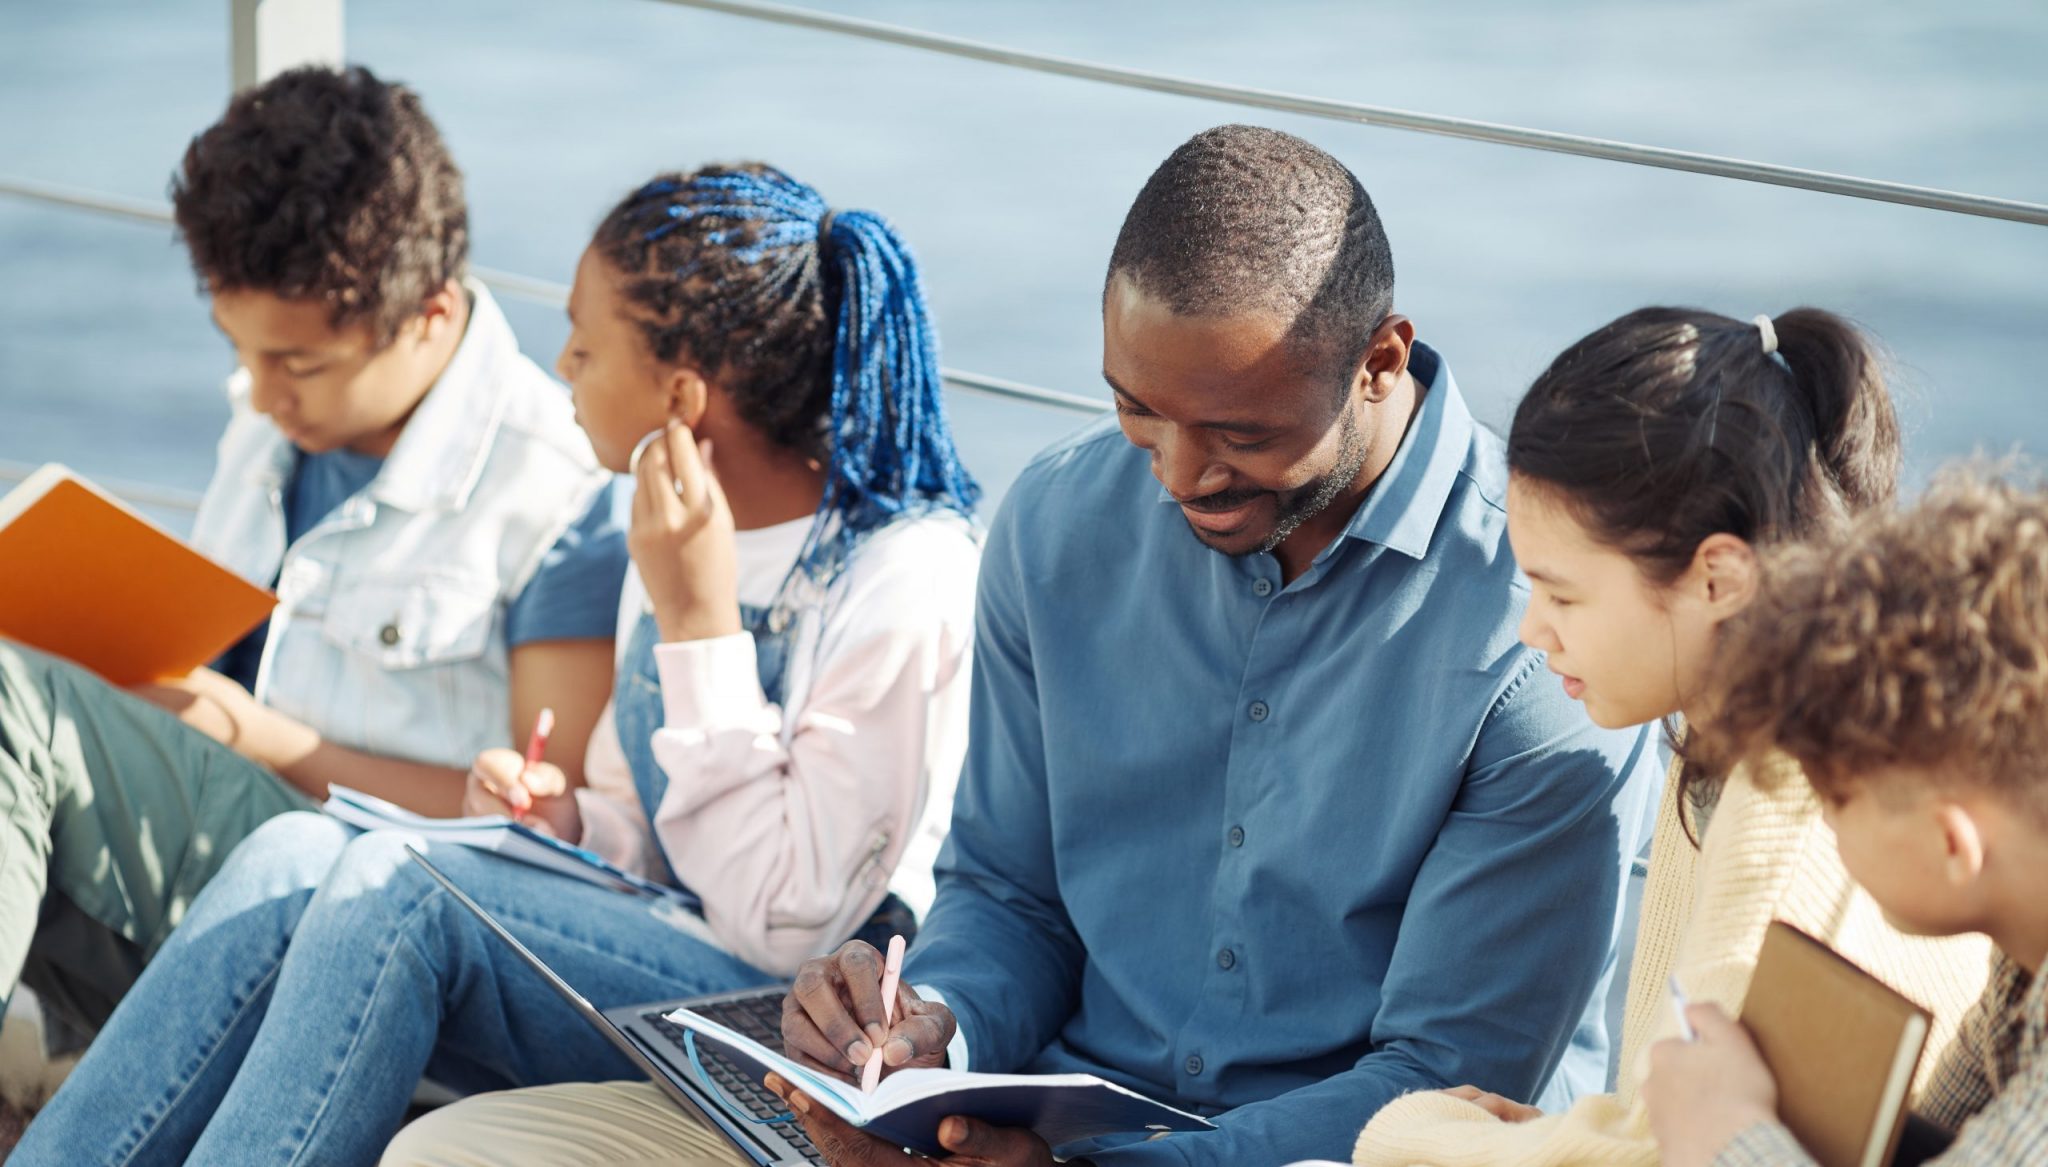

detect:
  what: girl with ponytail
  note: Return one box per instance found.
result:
[1351,307,1987,1167]
[18,166,982,1167]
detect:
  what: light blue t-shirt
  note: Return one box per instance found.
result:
[216,449,628,690]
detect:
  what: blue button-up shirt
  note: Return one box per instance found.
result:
[905,344,1660,1165]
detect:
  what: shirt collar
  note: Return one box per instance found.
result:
[1341,341,1471,561]
[1151,341,1472,563]
[367,278,512,513]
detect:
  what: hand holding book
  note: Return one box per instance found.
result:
[1643,1002,1781,1167]
[752,938,1207,1161]
[759,1077,1062,1167]
[1645,922,1934,1167]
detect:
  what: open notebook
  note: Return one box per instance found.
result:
[661,1005,1213,1156]
[323,786,699,911]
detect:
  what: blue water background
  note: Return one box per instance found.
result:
[4,0,2046,528]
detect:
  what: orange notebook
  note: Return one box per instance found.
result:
[1740,921,1933,1167]
[0,464,275,686]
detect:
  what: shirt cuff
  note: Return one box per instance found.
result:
[653,632,767,726]
[912,983,971,1073]
[1712,1120,1816,1167]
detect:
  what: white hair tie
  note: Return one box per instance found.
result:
[1754,314,1779,355]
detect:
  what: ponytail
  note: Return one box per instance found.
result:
[813,208,981,566]
[1506,304,1899,585]
[1769,307,1900,516]
[590,165,979,584]
[1506,304,1900,837]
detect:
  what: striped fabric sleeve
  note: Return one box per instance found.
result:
[1712,1121,1816,1167]
[1713,1055,2048,1167]
[1923,1049,2048,1166]
[1914,957,2009,1131]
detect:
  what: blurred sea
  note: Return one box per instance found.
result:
[4,0,2046,526]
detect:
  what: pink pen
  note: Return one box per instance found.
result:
[513,707,553,819]
[861,934,908,1093]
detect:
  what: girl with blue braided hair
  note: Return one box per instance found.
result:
[14,164,982,1167]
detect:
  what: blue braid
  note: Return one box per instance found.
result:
[614,167,980,587]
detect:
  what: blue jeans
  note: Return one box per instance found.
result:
[13,812,774,1167]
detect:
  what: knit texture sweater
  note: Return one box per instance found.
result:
[1352,755,1993,1167]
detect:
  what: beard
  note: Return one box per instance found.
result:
[1252,403,1371,554]
[1179,403,1373,557]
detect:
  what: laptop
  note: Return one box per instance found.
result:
[405,846,824,1165]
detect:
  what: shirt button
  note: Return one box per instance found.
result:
[1228,826,1245,848]
[379,622,402,647]
[1217,948,1236,970]
[1248,700,1269,722]
[1252,578,1273,597]
[1185,1054,1204,1076]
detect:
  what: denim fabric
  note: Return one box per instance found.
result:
[187,283,614,770]
[614,600,795,889]
[216,462,629,694]
[904,345,1661,1165]
[13,812,774,1167]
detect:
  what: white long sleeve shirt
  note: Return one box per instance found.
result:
[575,511,978,977]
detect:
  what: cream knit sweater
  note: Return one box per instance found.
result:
[1352,756,1992,1167]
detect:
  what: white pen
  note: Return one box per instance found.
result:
[1668,974,1697,1042]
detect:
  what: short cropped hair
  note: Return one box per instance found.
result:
[1105,125,1395,382]
[171,64,467,345]
[1698,469,2048,821]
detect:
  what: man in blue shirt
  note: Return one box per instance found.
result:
[767,126,1659,1166]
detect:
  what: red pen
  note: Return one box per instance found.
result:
[513,707,554,819]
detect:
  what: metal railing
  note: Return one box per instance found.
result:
[0,458,206,512]
[6,0,2046,516]
[0,175,1115,421]
[656,0,2048,228]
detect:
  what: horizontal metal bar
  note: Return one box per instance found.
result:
[0,175,174,225]
[931,368,1109,414]
[0,458,205,514]
[650,0,2048,229]
[0,176,1111,418]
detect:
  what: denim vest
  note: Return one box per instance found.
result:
[613,578,800,888]
[188,284,612,770]
[612,549,922,946]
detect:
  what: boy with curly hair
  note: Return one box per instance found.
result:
[1646,470,2048,1166]
[0,65,626,1053]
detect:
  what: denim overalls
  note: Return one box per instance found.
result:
[612,560,916,951]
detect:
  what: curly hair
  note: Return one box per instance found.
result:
[1105,124,1395,386]
[1695,468,2048,822]
[170,64,468,346]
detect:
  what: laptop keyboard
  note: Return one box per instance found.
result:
[647,993,826,1164]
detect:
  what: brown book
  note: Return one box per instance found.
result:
[0,464,275,686]
[1740,920,1932,1167]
